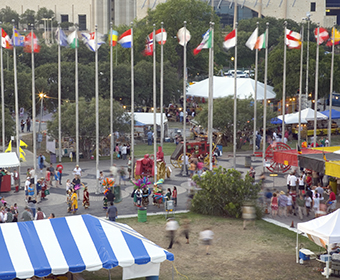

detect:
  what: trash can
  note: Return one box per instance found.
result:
[245,156,251,168]
[114,186,122,203]
[138,207,147,222]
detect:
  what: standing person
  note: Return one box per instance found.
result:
[249,166,256,180]
[172,186,177,207]
[316,183,325,201]
[289,172,297,191]
[286,172,291,191]
[40,178,47,200]
[298,174,305,194]
[37,154,45,173]
[305,194,313,217]
[147,130,153,145]
[36,178,42,203]
[73,165,82,177]
[296,193,305,220]
[29,167,35,185]
[35,207,46,220]
[313,193,321,217]
[82,186,90,209]
[181,218,190,244]
[127,157,132,179]
[72,175,81,199]
[286,191,293,216]
[270,193,278,217]
[127,143,131,156]
[71,188,78,214]
[106,201,118,221]
[66,190,72,212]
[26,117,31,132]
[199,228,214,255]
[0,207,7,223]
[49,163,55,187]
[21,119,25,132]
[118,167,127,186]
[21,206,33,221]
[326,185,337,213]
[312,170,319,187]
[165,218,179,250]
[45,168,51,187]
[55,168,61,187]
[13,169,19,193]
[106,189,115,204]
[56,161,63,185]
[115,143,120,158]
[98,171,104,193]
[165,188,172,201]
[28,183,35,198]
[121,144,127,160]
[278,191,288,217]
[27,197,37,217]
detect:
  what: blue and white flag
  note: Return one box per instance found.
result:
[55,28,68,47]
[81,31,105,51]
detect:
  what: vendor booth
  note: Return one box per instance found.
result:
[0,214,174,280]
[0,152,20,192]
[297,209,340,278]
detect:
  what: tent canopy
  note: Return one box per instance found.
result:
[277,108,328,124]
[298,153,339,173]
[129,113,168,126]
[0,152,20,168]
[321,109,340,119]
[0,215,173,280]
[187,76,276,100]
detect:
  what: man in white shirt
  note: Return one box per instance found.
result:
[200,228,214,255]
[73,165,82,177]
[166,218,179,249]
[286,173,291,191]
[25,177,31,202]
[0,207,7,223]
[289,172,297,191]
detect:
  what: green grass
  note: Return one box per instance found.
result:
[133,142,177,157]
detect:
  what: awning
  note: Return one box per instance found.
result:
[325,161,340,177]
[0,215,173,280]
[312,146,340,152]
[320,109,340,119]
[299,153,340,173]
[0,152,20,168]
[272,149,326,167]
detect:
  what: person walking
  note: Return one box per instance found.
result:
[35,207,46,220]
[296,193,305,220]
[166,218,179,250]
[13,169,19,193]
[21,206,33,221]
[172,186,177,207]
[49,163,55,187]
[106,202,118,221]
[37,154,45,173]
[199,228,214,255]
[71,188,78,214]
[121,144,127,160]
[56,161,63,185]
[82,186,90,209]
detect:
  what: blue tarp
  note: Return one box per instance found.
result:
[320,109,340,119]
[271,117,283,124]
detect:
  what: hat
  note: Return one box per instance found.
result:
[26,177,30,180]
[280,191,285,195]
[76,165,79,167]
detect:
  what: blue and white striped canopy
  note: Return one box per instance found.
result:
[0,214,174,280]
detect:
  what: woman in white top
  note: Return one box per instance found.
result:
[286,192,293,216]
[313,193,321,218]
[298,175,305,194]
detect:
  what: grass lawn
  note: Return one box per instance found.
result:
[80,213,326,280]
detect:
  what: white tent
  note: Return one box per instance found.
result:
[278,108,328,124]
[187,76,276,100]
[131,112,168,126]
[297,209,340,278]
[0,152,20,168]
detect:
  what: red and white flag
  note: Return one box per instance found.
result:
[155,28,167,45]
[285,29,301,49]
[143,32,153,56]
[1,28,12,49]
[23,32,40,53]
[314,27,329,45]
[223,29,236,50]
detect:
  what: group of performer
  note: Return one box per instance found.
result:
[66,174,90,214]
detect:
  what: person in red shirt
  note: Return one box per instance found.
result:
[56,161,63,186]
[326,185,337,213]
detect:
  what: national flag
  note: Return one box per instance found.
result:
[314,27,329,45]
[254,32,266,50]
[223,29,236,50]
[326,27,340,47]
[245,28,258,50]
[109,29,118,46]
[177,27,191,46]
[143,32,153,56]
[1,29,12,49]
[23,32,40,53]
[81,32,105,52]
[285,29,301,49]
[11,27,24,47]
[155,28,167,45]
[67,30,79,49]
[118,29,132,48]
[193,29,211,55]
[55,28,68,47]
[4,140,11,153]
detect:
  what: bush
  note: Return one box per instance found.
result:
[191,167,261,218]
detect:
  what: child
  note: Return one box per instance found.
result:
[270,193,278,217]
[172,186,177,207]
[313,192,321,218]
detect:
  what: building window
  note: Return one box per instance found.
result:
[61,15,69,22]
[311,2,316,12]
[78,15,86,30]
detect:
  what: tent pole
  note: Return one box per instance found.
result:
[327,246,330,278]
[108,269,111,280]
[296,231,299,263]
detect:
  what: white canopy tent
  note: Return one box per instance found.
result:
[297,209,340,278]
[0,152,20,168]
[187,76,276,100]
[278,108,328,124]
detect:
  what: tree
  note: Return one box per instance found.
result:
[191,167,260,217]
[47,97,129,159]
[36,8,55,25]
[20,9,36,29]
[0,6,19,26]
[0,107,16,144]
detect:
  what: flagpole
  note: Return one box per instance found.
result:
[110,22,113,167]
[153,24,157,182]
[31,24,37,181]
[182,21,188,177]
[233,22,238,169]
[253,22,259,154]
[208,22,214,171]
[306,15,310,108]
[328,23,335,146]
[12,20,20,184]
[58,23,62,163]
[0,23,5,152]
[298,23,304,148]
[262,22,269,173]
[314,24,320,148]
[131,23,135,179]
[95,24,100,194]
[160,22,164,148]
[282,21,287,143]
[75,24,79,166]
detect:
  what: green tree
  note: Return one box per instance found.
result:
[36,7,55,25]
[20,9,36,28]
[0,6,19,26]
[0,107,16,144]
[47,97,129,158]
[191,167,260,217]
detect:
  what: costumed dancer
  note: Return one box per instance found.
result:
[72,175,81,200]
[131,177,151,207]
[153,179,164,208]
[40,178,47,200]
[82,185,90,209]
[102,176,114,209]
[71,188,78,214]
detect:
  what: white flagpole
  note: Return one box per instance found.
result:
[182,21,188,177]
[31,25,37,179]
[233,23,238,169]
[208,22,214,171]
[328,24,335,146]
[153,24,157,182]
[75,24,79,165]
[110,22,113,167]
[298,23,304,148]
[253,22,259,154]
[58,23,62,162]
[262,22,269,173]
[95,24,100,194]
[0,23,5,152]
[160,22,164,148]
[282,21,287,143]
[131,23,135,178]
[314,24,320,148]
[12,20,20,182]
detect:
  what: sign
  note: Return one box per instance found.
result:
[284,160,289,165]
[37,133,43,143]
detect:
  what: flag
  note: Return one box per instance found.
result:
[11,27,24,47]
[143,32,153,56]
[285,29,301,49]
[118,29,132,48]
[67,30,79,48]
[177,27,191,46]
[223,29,236,50]
[314,27,329,45]
[81,32,105,51]
[1,29,12,49]
[326,27,340,46]
[155,28,167,45]
[4,140,11,153]
[109,29,118,46]
[193,29,211,55]
[20,140,28,147]
[23,32,40,53]
[254,32,266,50]
[245,28,258,50]
[55,28,68,47]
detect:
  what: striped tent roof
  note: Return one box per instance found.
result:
[0,214,173,280]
